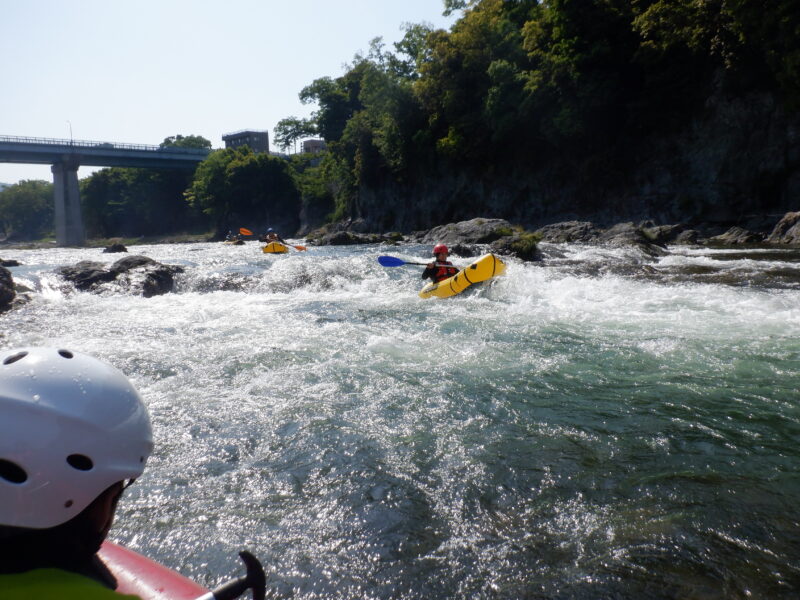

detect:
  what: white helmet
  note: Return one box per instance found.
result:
[0,347,153,529]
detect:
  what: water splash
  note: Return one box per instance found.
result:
[2,241,798,598]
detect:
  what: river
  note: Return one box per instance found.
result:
[2,240,799,599]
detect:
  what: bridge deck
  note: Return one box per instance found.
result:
[0,135,210,169]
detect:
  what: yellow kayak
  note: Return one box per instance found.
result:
[419,253,506,299]
[262,241,289,254]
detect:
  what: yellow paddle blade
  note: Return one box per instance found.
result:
[239,227,253,236]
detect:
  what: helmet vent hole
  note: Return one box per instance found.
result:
[3,351,28,365]
[0,459,28,484]
[66,454,94,471]
[58,350,74,359]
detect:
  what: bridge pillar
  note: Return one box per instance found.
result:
[52,158,85,246]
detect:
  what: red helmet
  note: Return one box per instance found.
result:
[433,244,449,256]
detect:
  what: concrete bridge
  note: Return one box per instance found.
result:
[0,135,211,246]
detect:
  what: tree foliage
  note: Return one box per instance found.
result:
[81,167,206,237]
[0,180,53,240]
[273,117,317,152]
[275,0,800,230]
[185,147,301,235]
[79,133,212,238]
[160,134,212,149]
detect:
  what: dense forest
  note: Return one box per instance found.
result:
[283,0,800,233]
[1,0,798,241]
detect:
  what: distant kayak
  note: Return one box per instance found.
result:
[223,239,244,245]
[419,253,506,299]
[99,541,208,600]
[262,242,288,254]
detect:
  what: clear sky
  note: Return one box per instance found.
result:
[0,0,456,185]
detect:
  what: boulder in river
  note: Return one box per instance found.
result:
[411,218,514,245]
[766,211,800,246]
[534,220,666,256]
[490,233,542,262]
[56,261,118,290]
[307,218,401,246]
[324,231,386,245]
[534,221,601,243]
[708,226,766,245]
[56,255,184,297]
[641,223,689,245]
[599,222,668,257]
[674,230,702,245]
[0,266,15,311]
[103,243,128,253]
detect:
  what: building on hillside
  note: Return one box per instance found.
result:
[301,139,326,154]
[222,130,269,153]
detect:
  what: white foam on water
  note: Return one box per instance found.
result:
[2,241,798,597]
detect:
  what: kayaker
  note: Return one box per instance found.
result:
[422,243,459,283]
[263,228,286,244]
[0,347,153,599]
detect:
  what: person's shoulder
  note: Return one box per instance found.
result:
[0,568,140,600]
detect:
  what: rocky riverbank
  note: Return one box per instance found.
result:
[307,211,800,261]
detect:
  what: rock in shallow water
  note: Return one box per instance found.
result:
[56,255,184,296]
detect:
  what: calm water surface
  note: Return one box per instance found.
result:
[2,240,799,599]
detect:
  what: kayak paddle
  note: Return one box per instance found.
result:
[238,227,254,236]
[378,256,428,267]
[378,256,456,268]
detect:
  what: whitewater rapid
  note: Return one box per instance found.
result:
[2,240,799,598]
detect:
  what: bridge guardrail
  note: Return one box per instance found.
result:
[0,135,210,154]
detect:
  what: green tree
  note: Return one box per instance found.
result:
[160,134,212,149]
[299,64,370,143]
[81,167,205,237]
[0,180,53,240]
[631,0,800,108]
[185,148,301,236]
[415,0,537,163]
[287,153,336,229]
[273,117,317,153]
[79,133,211,237]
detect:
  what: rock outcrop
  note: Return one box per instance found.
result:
[708,227,766,245]
[410,218,513,245]
[534,221,600,243]
[767,211,800,246]
[0,266,15,311]
[490,233,542,261]
[56,255,184,297]
[674,230,702,245]
[307,218,404,246]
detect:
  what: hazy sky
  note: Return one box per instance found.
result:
[0,0,456,184]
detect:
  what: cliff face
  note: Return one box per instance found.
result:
[627,83,800,229]
[351,84,800,234]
